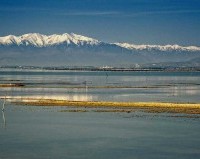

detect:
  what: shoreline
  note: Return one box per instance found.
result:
[10,98,200,114]
[1,67,200,72]
[0,84,176,88]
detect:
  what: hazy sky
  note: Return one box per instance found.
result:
[0,0,200,45]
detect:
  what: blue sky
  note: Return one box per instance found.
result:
[0,0,200,45]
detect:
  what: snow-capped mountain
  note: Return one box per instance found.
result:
[0,33,100,47]
[0,33,200,52]
[114,43,200,52]
[0,33,200,67]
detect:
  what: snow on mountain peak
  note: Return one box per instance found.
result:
[114,43,200,52]
[0,33,100,47]
[0,33,200,52]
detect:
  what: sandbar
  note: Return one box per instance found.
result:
[10,98,200,114]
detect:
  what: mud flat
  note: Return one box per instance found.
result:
[10,98,200,114]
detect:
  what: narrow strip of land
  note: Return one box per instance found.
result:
[10,98,200,114]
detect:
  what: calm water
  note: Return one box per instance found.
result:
[0,69,200,158]
[0,69,200,103]
[0,103,200,159]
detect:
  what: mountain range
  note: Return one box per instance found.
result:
[0,33,200,67]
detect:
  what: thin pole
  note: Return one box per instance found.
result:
[2,96,6,112]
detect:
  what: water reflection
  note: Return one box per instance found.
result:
[3,94,96,102]
[171,86,200,96]
[0,85,97,102]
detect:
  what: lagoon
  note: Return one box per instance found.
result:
[0,69,200,159]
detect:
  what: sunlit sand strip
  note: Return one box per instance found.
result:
[2,96,200,108]
[14,99,200,108]
[2,96,200,114]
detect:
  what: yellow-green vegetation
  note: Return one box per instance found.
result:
[12,98,200,114]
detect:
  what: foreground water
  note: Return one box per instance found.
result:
[0,69,200,103]
[0,103,200,159]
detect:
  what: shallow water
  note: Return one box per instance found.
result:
[0,69,200,103]
[0,103,200,159]
[0,69,200,159]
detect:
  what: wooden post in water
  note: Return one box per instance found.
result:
[2,96,6,112]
